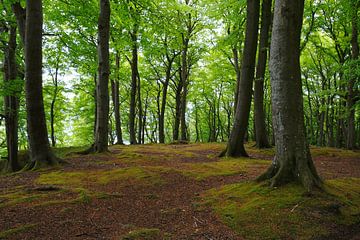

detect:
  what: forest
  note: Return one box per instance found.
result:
[0,0,359,239]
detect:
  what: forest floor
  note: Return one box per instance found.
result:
[0,143,359,240]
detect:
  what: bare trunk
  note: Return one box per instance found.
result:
[93,0,110,152]
[25,0,58,168]
[254,0,271,149]
[111,52,123,145]
[346,1,359,149]
[258,0,322,191]
[129,25,138,144]
[226,0,260,157]
[4,25,20,172]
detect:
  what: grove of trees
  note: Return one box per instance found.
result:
[0,0,359,188]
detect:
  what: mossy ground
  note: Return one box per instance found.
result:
[0,143,359,239]
[201,178,360,240]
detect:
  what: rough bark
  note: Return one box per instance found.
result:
[25,0,58,168]
[346,1,359,149]
[111,52,123,145]
[93,0,111,152]
[254,0,271,149]
[258,0,322,191]
[3,25,20,172]
[225,0,260,157]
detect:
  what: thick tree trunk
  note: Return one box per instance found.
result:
[225,0,260,157]
[4,25,20,172]
[25,0,58,168]
[346,1,359,149]
[258,0,322,191]
[93,0,110,152]
[111,52,123,145]
[129,25,138,144]
[254,0,271,149]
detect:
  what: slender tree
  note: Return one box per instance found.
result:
[258,0,322,191]
[93,0,111,152]
[3,25,20,172]
[224,0,260,157]
[25,0,58,168]
[254,0,271,149]
[111,52,124,145]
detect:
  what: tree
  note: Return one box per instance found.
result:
[25,0,58,168]
[93,0,111,152]
[254,0,271,149]
[258,0,322,191]
[224,0,260,157]
[346,0,359,150]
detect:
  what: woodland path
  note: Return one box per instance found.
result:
[0,143,359,239]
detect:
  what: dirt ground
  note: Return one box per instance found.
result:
[0,143,359,240]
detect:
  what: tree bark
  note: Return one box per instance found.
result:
[25,0,58,168]
[93,0,110,152]
[11,2,26,44]
[3,25,20,172]
[258,0,322,191]
[254,0,271,149]
[111,52,123,145]
[225,0,260,157]
[49,56,60,147]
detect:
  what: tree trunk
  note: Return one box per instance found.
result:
[111,52,123,145]
[258,0,322,191]
[346,1,359,149]
[129,25,138,144]
[25,0,58,168]
[137,72,143,144]
[4,25,20,172]
[11,2,26,44]
[180,37,189,142]
[254,0,271,149]
[93,0,110,152]
[50,57,60,147]
[173,70,182,141]
[159,54,174,143]
[225,0,260,157]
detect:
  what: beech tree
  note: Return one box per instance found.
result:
[92,0,111,152]
[25,0,58,168]
[224,0,260,157]
[258,0,322,191]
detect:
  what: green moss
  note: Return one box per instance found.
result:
[310,146,360,158]
[121,228,161,240]
[36,167,163,187]
[0,190,43,208]
[201,178,360,240]
[180,159,269,180]
[0,224,37,238]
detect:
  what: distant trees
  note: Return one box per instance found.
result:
[0,0,359,167]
